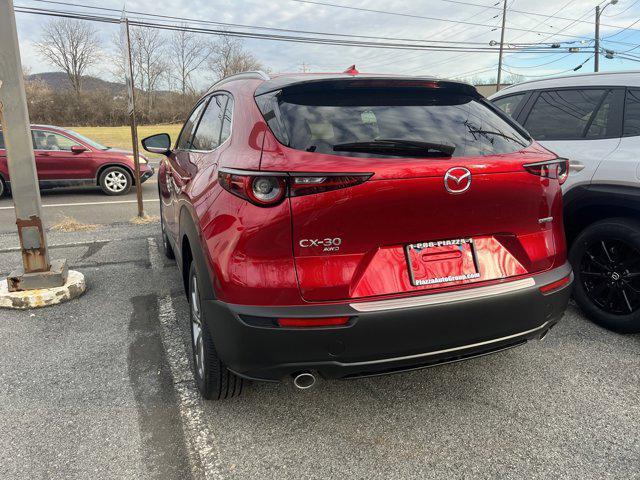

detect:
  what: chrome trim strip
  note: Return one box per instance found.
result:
[339,320,550,367]
[350,277,536,312]
[219,167,374,178]
[538,216,554,224]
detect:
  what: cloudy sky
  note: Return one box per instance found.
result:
[13,0,640,87]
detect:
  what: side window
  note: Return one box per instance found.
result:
[492,93,526,118]
[220,96,233,145]
[191,95,226,151]
[523,89,607,140]
[623,89,640,137]
[585,90,616,139]
[176,100,206,150]
[0,131,4,149]
[32,130,80,151]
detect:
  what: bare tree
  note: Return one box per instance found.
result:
[208,36,264,80]
[35,19,100,98]
[132,27,168,112]
[111,26,168,114]
[168,28,211,95]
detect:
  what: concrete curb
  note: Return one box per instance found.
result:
[0,270,86,309]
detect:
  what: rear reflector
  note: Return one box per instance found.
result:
[539,275,571,294]
[277,317,350,327]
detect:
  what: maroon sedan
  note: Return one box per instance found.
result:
[0,124,154,197]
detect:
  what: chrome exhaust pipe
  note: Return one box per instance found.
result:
[292,372,316,390]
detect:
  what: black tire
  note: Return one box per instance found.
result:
[99,166,132,196]
[160,205,175,259]
[188,262,243,400]
[0,176,6,198]
[570,218,640,333]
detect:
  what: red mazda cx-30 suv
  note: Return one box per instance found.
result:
[0,125,154,197]
[143,71,572,400]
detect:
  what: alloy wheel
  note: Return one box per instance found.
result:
[104,170,128,193]
[190,272,205,379]
[580,239,640,315]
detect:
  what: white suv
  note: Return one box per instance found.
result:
[490,71,640,332]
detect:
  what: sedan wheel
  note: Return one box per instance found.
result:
[99,167,131,195]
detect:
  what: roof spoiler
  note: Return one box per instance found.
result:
[254,76,479,97]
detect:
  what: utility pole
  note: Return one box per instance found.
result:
[496,0,508,93]
[595,5,601,72]
[595,1,619,72]
[0,0,67,291]
[121,14,145,218]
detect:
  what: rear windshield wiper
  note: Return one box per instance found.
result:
[332,139,455,157]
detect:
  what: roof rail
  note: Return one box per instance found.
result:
[207,71,270,92]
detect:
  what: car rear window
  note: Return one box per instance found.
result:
[256,87,530,158]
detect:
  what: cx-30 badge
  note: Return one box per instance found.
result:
[444,167,471,194]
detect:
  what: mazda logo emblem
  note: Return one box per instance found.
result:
[444,167,471,194]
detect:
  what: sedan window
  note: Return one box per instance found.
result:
[32,130,81,151]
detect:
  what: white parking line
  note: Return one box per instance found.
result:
[148,237,226,480]
[0,199,158,210]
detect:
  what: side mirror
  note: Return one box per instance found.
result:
[142,133,172,155]
[71,145,87,154]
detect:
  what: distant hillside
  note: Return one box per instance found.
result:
[27,72,126,95]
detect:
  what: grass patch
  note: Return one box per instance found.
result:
[51,215,98,232]
[67,124,182,158]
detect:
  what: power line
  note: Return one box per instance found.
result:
[604,15,640,39]
[14,5,566,54]
[506,0,578,43]
[21,0,576,49]
[288,0,640,42]
[602,0,640,17]
[502,54,593,77]
[503,52,575,68]
[374,1,503,71]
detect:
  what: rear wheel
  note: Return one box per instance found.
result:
[0,177,5,198]
[188,262,243,400]
[160,205,175,259]
[99,166,131,195]
[570,218,640,333]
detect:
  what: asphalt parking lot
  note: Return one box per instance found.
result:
[0,201,639,479]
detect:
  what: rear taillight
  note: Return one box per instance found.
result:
[539,274,571,294]
[277,316,350,327]
[523,158,569,185]
[219,169,372,207]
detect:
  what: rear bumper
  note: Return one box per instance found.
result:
[202,262,572,382]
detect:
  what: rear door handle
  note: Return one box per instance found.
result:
[569,160,585,172]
